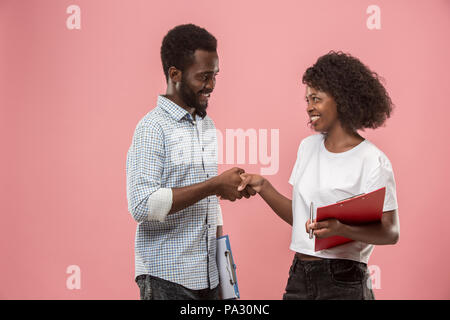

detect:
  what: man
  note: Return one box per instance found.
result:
[126,24,255,300]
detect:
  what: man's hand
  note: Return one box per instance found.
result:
[305,218,343,238]
[213,167,257,201]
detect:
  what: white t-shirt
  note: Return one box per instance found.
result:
[289,134,398,264]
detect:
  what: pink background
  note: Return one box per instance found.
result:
[1,0,449,299]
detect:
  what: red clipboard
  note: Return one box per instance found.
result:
[314,187,386,251]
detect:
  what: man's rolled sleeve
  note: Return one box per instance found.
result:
[147,187,173,222]
[126,123,165,223]
[217,204,223,226]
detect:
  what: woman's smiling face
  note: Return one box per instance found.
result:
[305,86,340,133]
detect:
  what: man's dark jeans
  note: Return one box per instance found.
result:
[136,274,220,300]
[282,255,375,300]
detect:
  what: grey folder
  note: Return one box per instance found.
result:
[216,235,240,299]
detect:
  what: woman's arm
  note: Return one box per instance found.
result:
[307,209,400,245]
[238,174,293,225]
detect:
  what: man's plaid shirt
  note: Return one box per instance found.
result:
[126,95,220,290]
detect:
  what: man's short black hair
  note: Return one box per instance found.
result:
[161,24,217,81]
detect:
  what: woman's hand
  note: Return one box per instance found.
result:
[305,218,343,238]
[237,173,266,193]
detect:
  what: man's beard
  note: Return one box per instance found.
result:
[179,78,208,118]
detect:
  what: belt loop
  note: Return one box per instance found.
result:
[326,258,332,274]
[293,254,299,273]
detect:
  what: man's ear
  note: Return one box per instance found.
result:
[168,66,182,83]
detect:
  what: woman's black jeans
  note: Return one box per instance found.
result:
[282,255,375,300]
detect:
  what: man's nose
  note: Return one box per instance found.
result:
[205,77,216,91]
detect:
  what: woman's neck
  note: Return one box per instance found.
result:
[323,124,364,153]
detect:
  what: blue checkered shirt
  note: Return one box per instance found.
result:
[126,95,220,290]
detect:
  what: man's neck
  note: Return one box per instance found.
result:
[163,92,195,116]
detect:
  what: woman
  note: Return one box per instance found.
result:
[238,51,399,300]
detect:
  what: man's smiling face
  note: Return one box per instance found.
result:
[178,49,219,117]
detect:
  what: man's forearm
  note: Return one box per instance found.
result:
[216,225,223,238]
[169,178,218,214]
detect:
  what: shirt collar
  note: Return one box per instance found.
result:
[157,95,195,122]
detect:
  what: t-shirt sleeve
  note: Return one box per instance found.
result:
[288,140,304,186]
[364,155,398,212]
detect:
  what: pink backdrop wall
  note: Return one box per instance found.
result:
[1,0,449,299]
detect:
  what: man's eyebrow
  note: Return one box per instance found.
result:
[199,69,219,74]
[209,68,220,73]
[197,70,220,76]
